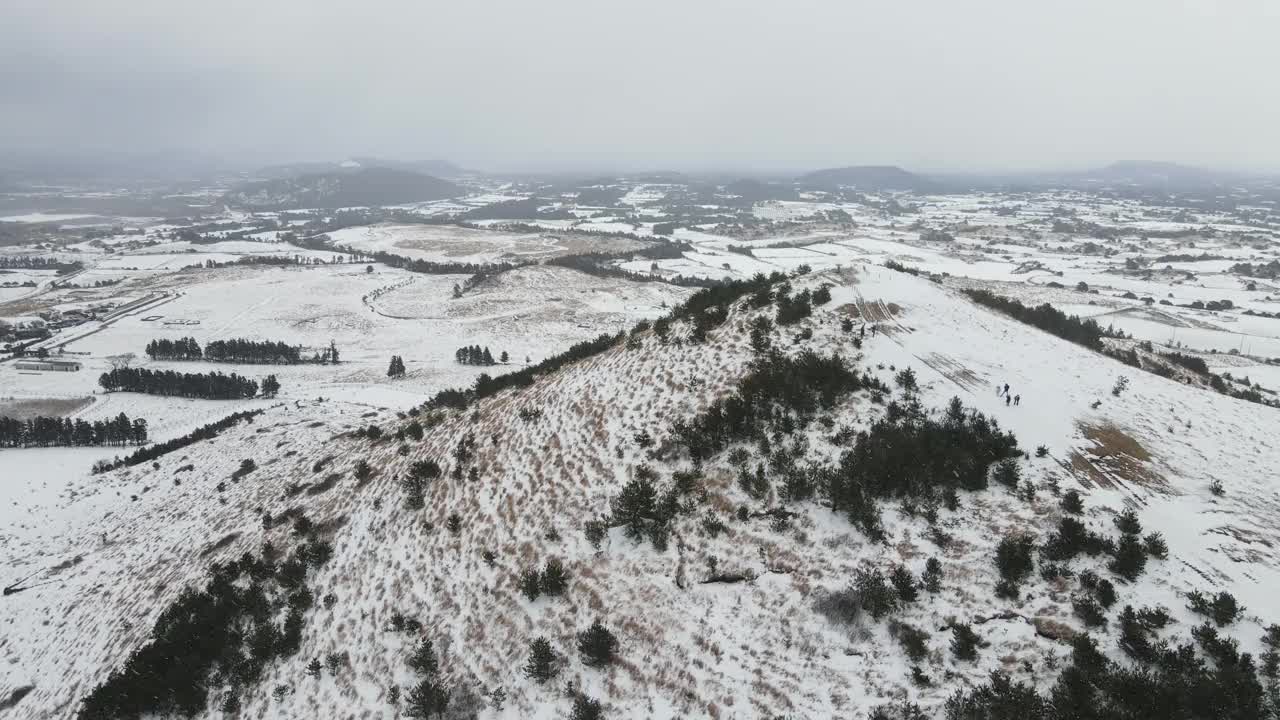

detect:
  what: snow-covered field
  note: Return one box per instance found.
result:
[3,265,1278,718]
[2,178,1280,718]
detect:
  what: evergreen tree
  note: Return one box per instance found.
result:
[1108,533,1147,581]
[891,565,919,603]
[570,695,603,720]
[922,557,943,593]
[387,355,406,377]
[577,620,618,667]
[951,623,980,661]
[518,569,541,601]
[407,639,438,677]
[405,677,450,719]
[610,476,657,539]
[262,374,281,397]
[500,350,509,363]
[540,558,569,597]
[1061,489,1084,514]
[523,637,558,683]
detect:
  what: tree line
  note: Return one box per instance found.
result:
[146,337,337,365]
[0,412,147,448]
[964,289,1120,351]
[425,271,795,412]
[99,367,275,399]
[0,256,81,272]
[454,345,505,366]
[92,409,263,474]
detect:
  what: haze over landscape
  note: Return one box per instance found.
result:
[5,0,1280,172]
[3,3,1280,720]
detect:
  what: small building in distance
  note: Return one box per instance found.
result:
[14,358,83,372]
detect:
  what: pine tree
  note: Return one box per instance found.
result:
[262,374,280,397]
[610,477,656,539]
[408,639,438,677]
[405,676,450,719]
[570,695,603,720]
[891,565,919,603]
[1109,533,1147,581]
[1061,489,1085,514]
[387,355,405,377]
[577,619,618,667]
[518,569,541,601]
[951,623,980,661]
[993,459,1021,491]
[922,557,943,593]
[500,350,509,363]
[523,637,558,683]
[482,347,494,365]
[540,558,569,597]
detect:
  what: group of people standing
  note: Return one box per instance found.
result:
[998,383,1021,406]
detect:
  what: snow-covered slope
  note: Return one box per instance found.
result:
[3,265,1277,718]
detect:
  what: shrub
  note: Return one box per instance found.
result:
[1073,596,1107,627]
[1113,508,1142,535]
[1143,532,1168,559]
[993,460,1021,492]
[577,620,619,667]
[1188,590,1241,626]
[814,586,865,626]
[446,513,462,534]
[1035,445,1049,458]
[584,519,607,549]
[1061,489,1084,514]
[892,621,931,662]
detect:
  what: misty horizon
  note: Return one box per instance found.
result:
[5,0,1280,175]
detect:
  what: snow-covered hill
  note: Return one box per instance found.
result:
[3,265,1277,718]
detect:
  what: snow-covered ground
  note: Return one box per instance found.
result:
[2,179,1280,718]
[3,265,1277,718]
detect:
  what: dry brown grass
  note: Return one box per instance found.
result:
[1070,421,1170,494]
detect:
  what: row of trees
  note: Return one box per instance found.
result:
[145,338,338,365]
[454,346,505,366]
[92,409,263,474]
[99,367,275,399]
[425,271,797,412]
[0,413,146,448]
[0,256,81,271]
[964,289,1119,351]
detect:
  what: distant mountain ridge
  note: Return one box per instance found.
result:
[798,165,938,192]
[223,167,461,210]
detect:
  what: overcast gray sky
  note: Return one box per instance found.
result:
[4,0,1279,173]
